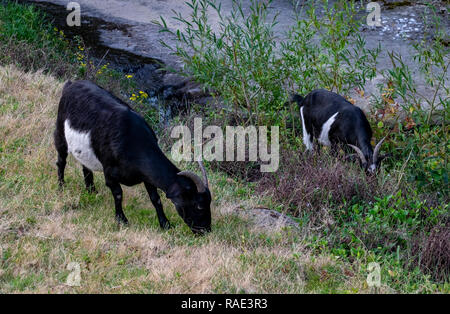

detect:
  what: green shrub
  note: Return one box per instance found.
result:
[333,191,447,254]
[0,1,138,102]
[158,0,285,125]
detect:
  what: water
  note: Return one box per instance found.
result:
[15,0,449,112]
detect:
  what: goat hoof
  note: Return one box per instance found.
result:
[87,187,97,194]
[160,221,171,230]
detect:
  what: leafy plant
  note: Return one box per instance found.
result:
[282,0,380,96]
[157,0,286,126]
[0,1,77,77]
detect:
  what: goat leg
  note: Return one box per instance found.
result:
[105,178,128,225]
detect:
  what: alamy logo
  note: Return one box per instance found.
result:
[66,262,81,286]
[367,2,382,27]
[171,118,279,172]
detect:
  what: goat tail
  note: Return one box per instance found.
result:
[291,93,304,107]
[63,80,73,92]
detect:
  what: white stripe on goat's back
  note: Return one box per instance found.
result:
[64,120,103,171]
[300,106,314,151]
[318,112,339,146]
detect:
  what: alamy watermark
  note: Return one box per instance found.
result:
[366,262,381,288]
[170,118,279,172]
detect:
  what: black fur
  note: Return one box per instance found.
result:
[54,80,211,234]
[294,89,375,170]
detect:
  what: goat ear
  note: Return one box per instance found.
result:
[344,154,358,162]
[377,153,392,162]
[166,182,181,199]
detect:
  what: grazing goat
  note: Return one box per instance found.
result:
[293,89,386,173]
[54,80,211,234]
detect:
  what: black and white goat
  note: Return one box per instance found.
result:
[54,80,211,234]
[293,89,386,173]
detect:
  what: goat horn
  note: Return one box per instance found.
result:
[373,136,386,163]
[348,144,367,165]
[197,160,209,189]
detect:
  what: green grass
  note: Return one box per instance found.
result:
[0,1,139,100]
[4,63,439,293]
[0,65,313,293]
[0,0,448,293]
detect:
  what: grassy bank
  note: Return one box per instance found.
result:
[0,1,137,98]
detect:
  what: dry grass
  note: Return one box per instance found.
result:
[0,64,378,293]
[0,39,76,80]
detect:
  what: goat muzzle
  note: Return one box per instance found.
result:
[347,144,367,165]
[177,161,209,193]
[372,136,386,164]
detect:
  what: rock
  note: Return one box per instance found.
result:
[131,63,164,93]
[381,0,413,9]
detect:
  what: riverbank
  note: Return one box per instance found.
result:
[0,1,448,293]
